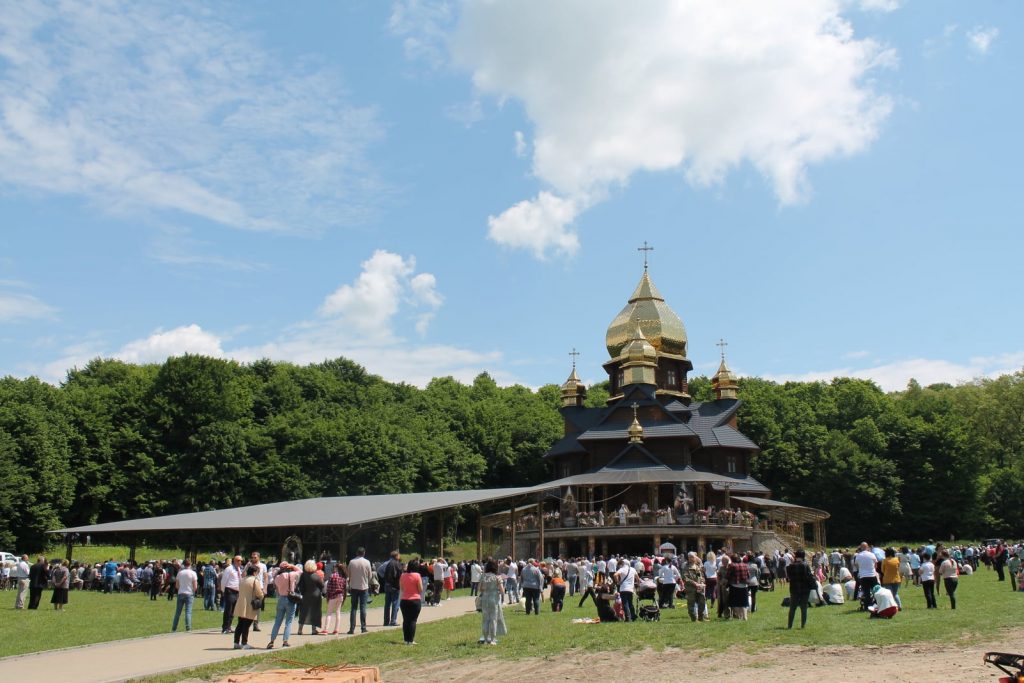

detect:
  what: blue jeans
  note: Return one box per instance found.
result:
[103,576,114,593]
[349,589,368,632]
[383,586,400,625]
[620,591,636,621]
[269,597,297,643]
[203,583,216,610]
[505,577,519,603]
[172,594,194,631]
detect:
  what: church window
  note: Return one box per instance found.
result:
[666,369,677,387]
[726,455,737,473]
[618,370,624,387]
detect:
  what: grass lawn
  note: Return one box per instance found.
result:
[135,568,1024,683]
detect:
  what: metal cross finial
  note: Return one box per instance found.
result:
[631,402,639,419]
[716,338,728,362]
[569,347,580,369]
[638,241,654,270]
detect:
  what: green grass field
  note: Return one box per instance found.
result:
[134,567,1023,683]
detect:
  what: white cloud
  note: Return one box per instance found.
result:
[765,354,1024,392]
[514,130,527,158]
[419,0,895,258]
[487,191,582,258]
[0,1,384,235]
[0,290,56,322]
[319,250,442,339]
[35,249,511,386]
[856,0,900,12]
[115,324,225,364]
[967,26,999,56]
[842,350,871,360]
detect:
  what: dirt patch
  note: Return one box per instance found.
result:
[383,631,1023,682]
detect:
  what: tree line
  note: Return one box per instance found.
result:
[0,355,1021,551]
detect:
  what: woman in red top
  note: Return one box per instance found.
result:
[399,559,424,645]
[322,563,347,634]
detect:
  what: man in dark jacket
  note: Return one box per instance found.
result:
[28,556,48,609]
[381,550,402,627]
[786,549,814,629]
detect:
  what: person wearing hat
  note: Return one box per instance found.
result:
[520,559,543,615]
[867,583,898,618]
[267,561,300,648]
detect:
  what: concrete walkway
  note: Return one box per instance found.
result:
[0,596,480,682]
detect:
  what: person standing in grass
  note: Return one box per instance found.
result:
[785,549,814,629]
[549,568,566,612]
[937,550,959,609]
[347,548,372,634]
[470,559,482,597]
[28,556,47,609]
[50,559,70,611]
[682,552,707,622]
[171,558,198,631]
[919,553,937,608]
[521,559,543,615]
[880,548,902,609]
[1006,551,1020,593]
[478,558,507,645]
[13,555,30,609]
[202,560,218,611]
[399,559,423,645]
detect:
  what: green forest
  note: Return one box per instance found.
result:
[1,355,1022,551]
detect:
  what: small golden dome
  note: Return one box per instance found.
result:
[623,320,657,363]
[628,402,644,443]
[712,358,739,399]
[606,270,687,358]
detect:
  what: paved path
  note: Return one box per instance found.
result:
[0,596,480,682]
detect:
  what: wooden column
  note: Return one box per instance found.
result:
[509,504,517,560]
[437,511,445,558]
[723,485,731,509]
[391,520,402,552]
[339,526,349,563]
[649,484,658,513]
[65,535,75,563]
[538,498,545,560]
[587,535,596,558]
[476,508,483,561]
[696,483,706,511]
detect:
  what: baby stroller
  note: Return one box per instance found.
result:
[638,594,661,622]
[758,572,774,592]
[636,577,658,601]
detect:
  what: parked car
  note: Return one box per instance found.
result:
[985,538,1003,548]
[0,552,19,568]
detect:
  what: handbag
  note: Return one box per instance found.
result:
[246,577,263,610]
[287,572,303,604]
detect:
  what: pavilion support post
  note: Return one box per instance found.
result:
[339,527,349,563]
[558,540,567,558]
[698,535,706,555]
[649,484,657,514]
[654,534,661,553]
[509,504,517,560]
[437,511,445,559]
[476,509,483,561]
[128,541,136,564]
[538,498,545,560]
[587,536,596,558]
[724,485,731,509]
[391,520,402,552]
[65,535,74,563]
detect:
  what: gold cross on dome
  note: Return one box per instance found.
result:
[637,241,654,270]
[631,402,639,419]
[569,347,580,369]
[716,338,728,361]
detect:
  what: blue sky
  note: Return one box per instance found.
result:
[1,0,1020,391]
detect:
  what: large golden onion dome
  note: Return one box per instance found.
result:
[606,270,688,358]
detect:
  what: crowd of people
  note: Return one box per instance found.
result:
[7,538,1022,649]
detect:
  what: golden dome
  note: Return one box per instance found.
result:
[560,366,587,407]
[606,270,687,358]
[623,320,657,363]
[712,358,739,400]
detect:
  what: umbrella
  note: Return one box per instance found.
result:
[659,542,677,556]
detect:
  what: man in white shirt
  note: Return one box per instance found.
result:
[470,560,482,596]
[606,556,618,577]
[347,547,372,634]
[854,542,879,610]
[171,558,198,632]
[432,558,447,605]
[657,560,681,608]
[220,555,242,634]
[13,555,30,609]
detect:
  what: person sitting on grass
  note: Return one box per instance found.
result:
[867,583,898,619]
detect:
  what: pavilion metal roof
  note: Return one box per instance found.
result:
[731,495,830,522]
[50,486,540,535]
